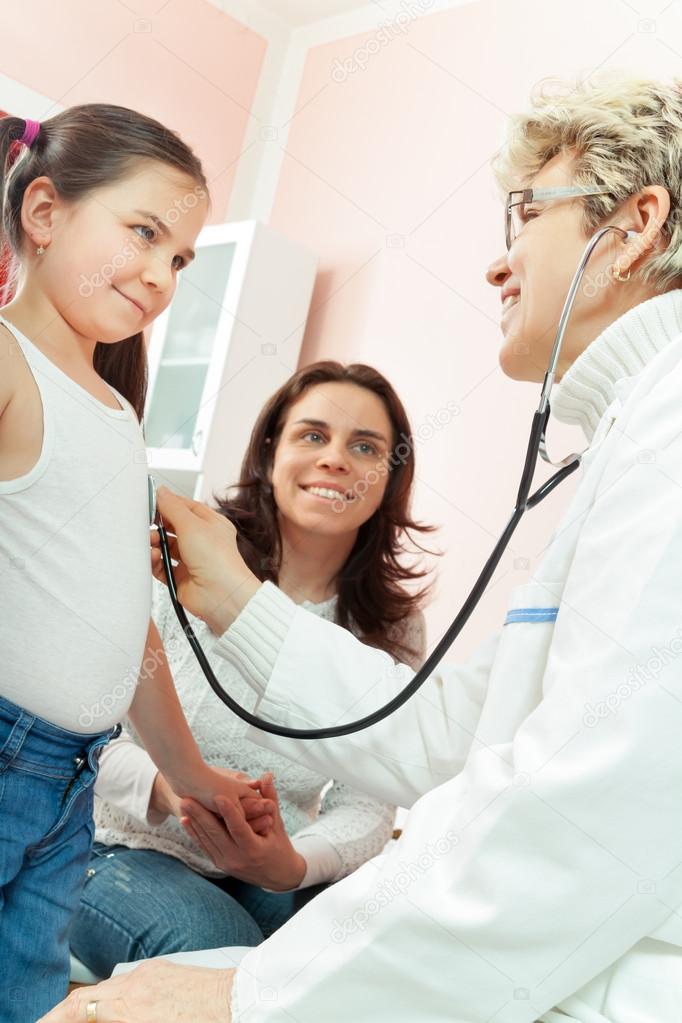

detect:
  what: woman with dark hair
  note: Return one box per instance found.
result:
[217,360,432,663]
[69,360,433,978]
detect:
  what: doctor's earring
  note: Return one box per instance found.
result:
[612,262,631,282]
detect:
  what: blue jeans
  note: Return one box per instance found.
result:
[70,843,328,979]
[0,694,118,1023]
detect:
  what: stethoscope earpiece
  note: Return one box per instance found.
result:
[148,473,163,528]
[147,474,157,527]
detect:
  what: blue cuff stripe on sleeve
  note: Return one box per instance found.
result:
[504,607,559,625]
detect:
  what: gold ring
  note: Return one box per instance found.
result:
[86,1001,98,1023]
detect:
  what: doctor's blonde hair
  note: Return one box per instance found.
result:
[492,72,682,290]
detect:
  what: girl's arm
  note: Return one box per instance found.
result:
[127,619,272,820]
[127,619,203,791]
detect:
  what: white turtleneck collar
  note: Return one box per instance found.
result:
[552,288,682,442]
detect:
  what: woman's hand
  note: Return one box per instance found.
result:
[150,486,260,636]
[181,772,307,891]
[37,961,235,1022]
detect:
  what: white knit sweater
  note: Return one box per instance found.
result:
[94,579,425,887]
[553,289,682,441]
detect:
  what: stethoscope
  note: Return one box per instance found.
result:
[148,225,631,740]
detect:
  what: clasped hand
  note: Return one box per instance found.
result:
[152,765,275,837]
[181,771,307,891]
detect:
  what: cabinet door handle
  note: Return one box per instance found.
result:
[191,429,204,456]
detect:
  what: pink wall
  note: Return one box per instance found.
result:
[4,0,680,660]
[270,0,682,659]
[2,0,267,220]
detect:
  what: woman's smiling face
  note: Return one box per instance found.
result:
[270,381,394,539]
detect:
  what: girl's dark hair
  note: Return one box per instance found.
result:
[0,105,209,421]
[214,362,436,663]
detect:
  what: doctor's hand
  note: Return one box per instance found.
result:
[37,960,235,1023]
[180,771,308,891]
[150,486,261,636]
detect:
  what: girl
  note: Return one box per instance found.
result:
[0,107,268,1023]
[69,361,432,977]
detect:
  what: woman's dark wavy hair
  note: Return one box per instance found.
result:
[214,362,436,663]
[0,104,209,421]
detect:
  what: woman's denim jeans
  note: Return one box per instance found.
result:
[70,842,328,979]
[0,694,118,1023]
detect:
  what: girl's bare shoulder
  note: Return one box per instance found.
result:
[0,322,20,415]
[0,322,44,480]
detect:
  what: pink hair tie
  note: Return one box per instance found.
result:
[20,118,41,148]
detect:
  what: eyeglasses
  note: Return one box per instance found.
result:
[505,185,613,250]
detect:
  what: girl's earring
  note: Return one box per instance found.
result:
[36,245,46,256]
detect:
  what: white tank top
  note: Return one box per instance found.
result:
[0,315,152,733]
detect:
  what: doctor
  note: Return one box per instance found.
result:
[44,72,682,1023]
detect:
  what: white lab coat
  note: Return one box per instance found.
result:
[214,329,682,1022]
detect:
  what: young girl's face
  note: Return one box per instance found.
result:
[37,160,208,343]
[270,381,394,541]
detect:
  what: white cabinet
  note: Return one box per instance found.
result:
[143,221,317,505]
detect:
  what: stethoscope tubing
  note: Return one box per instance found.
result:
[155,225,626,740]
